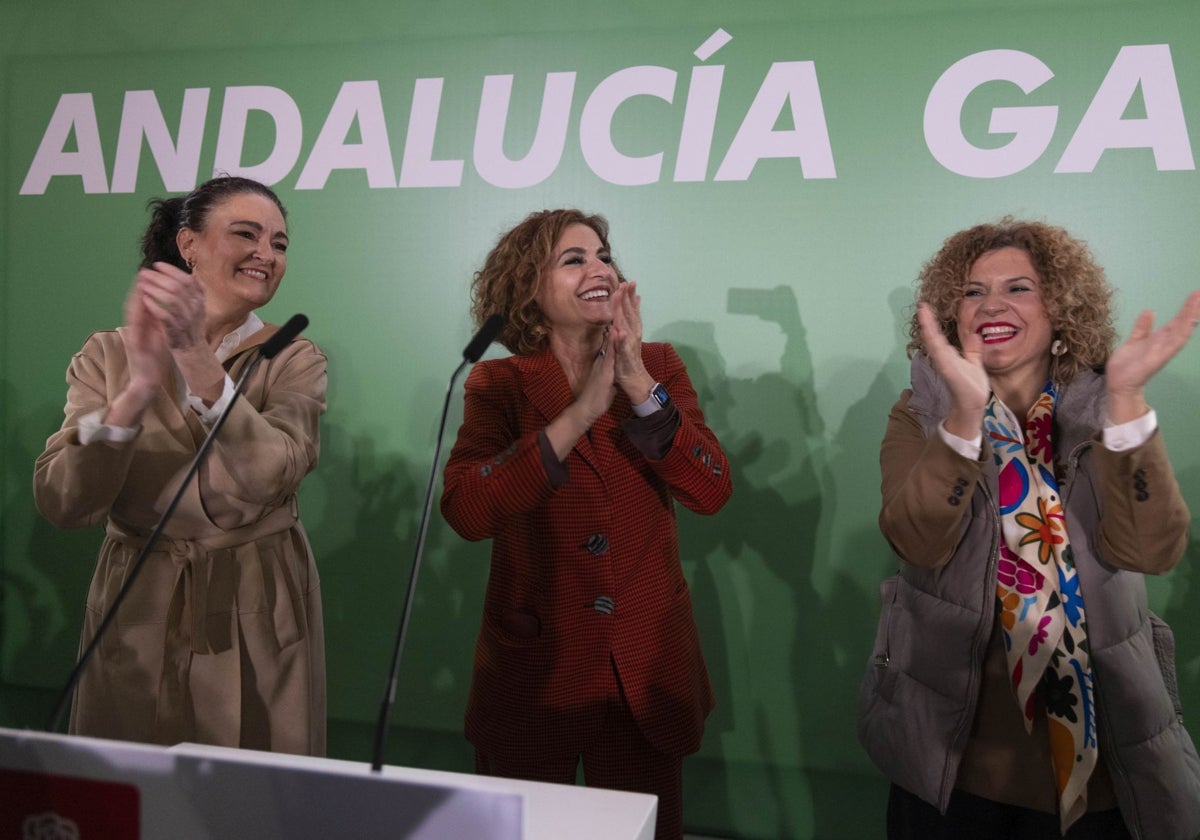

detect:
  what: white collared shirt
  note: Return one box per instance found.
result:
[939,407,1157,458]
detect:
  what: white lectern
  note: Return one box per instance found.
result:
[0,727,656,839]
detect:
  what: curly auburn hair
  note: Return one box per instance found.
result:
[909,217,1117,384]
[471,209,627,356]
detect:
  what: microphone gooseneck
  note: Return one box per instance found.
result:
[370,313,506,772]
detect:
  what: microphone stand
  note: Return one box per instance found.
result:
[47,314,308,734]
[371,314,503,772]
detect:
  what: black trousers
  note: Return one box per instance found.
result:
[887,783,1131,840]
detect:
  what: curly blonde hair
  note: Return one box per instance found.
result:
[471,209,626,355]
[909,217,1116,384]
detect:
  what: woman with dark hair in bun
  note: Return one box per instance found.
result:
[35,176,327,755]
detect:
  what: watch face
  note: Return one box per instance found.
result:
[652,383,670,406]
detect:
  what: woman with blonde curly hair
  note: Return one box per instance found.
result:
[441,209,731,840]
[858,218,1200,838]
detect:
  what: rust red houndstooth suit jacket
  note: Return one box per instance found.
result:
[441,342,731,758]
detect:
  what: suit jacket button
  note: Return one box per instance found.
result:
[1136,490,1149,502]
[948,496,960,506]
[593,596,615,615]
[584,534,609,555]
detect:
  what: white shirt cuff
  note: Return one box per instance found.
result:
[1103,409,1157,452]
[936,409,1156,458]
[938,422,982,460]
[186,374,236,425]
[77,409,138,445]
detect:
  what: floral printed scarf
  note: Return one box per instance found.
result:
[986,383,1096,832]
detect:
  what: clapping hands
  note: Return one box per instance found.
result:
[916,302,990,438]
[1106,290,1200,423]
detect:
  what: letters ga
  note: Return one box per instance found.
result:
[18,44,1193,194]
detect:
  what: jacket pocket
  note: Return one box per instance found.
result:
[859,575,899,709]
[1149,611,1183,721]
[500,610,541,640]
[483,608,544,648]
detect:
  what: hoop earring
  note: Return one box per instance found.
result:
[1050,339,1067,357]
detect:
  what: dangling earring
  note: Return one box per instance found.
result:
[1049,338,1067,388]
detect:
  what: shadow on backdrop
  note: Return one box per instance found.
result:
[654,282,905,838]
[3,379,97,730]
[302,359,486,773]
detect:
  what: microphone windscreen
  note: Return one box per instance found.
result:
[261,314,309,359]
[463,313,506,362]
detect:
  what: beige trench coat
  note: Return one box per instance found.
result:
[34,324,327,756]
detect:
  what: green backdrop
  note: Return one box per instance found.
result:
[3,1,1199,837]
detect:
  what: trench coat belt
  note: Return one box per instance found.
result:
[104,502,302,742]
[105,501,301,654]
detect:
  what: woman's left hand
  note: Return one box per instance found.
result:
[1106,290,1200,423]
[609,281,655,402]
[140,260,227,405]
[139,261,207,351]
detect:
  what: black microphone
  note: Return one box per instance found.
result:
[462,313,505,363]
[371,313,506,772]
[47,314,310,735]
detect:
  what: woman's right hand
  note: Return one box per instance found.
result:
[103,274,172,427]
[917,302,989,438]
[127,272,172,381]
[574,332,618,425]
[544,335,617,461]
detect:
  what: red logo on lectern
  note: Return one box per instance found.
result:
[0,769,139,838]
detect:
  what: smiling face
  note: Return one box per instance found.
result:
[956,246,1054,396]
[535,223,618,335]
[177,191,289,319]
